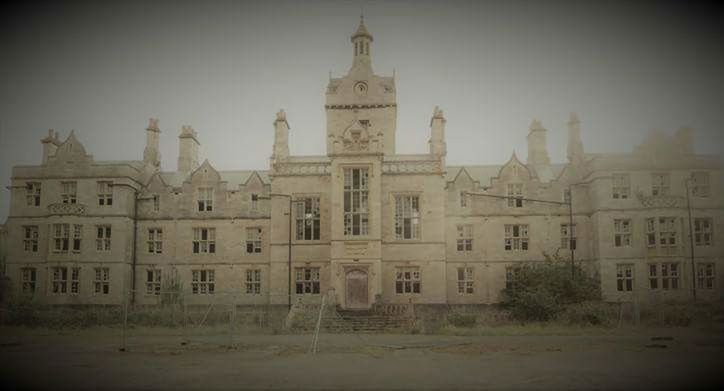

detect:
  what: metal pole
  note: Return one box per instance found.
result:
[288,197,292,311]
[685,179,697,301]
[568,186,575,279]
[131,191,138,305]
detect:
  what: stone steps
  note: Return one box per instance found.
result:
[291,307,412,333]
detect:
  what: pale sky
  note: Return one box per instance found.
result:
[2,0,723,222]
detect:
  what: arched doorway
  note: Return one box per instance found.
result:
[345,269,368,309]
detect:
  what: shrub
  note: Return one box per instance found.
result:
[558,301,616,326]
[501,254,601,322]
[447,312,476,328]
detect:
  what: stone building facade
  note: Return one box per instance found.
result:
[3,20,722,308]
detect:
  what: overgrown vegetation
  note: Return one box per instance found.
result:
[501,254,602,322]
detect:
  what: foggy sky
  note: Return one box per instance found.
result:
[2,0,724,222]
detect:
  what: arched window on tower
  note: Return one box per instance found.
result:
[365,42,369,55]
[355,42,359,56]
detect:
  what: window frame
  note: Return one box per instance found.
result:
[560,223,577,250]
[456,225,473,252]
[61,181,77,204]
[191,269,215,295]
[23,225,39,253]
[192,227,216,254]
[97,181,113,206]
[612,173,630,199]
[146,269,162,296]
[21,267,37,294]
[245,269,262,295]
[614,219,632,247]
[197,187,214,212]
[94,267,110,295]
[651,173,670,196]
[506,183,523,208]
[246,227,263,253]
[696,263,715,290]
[343,167,369,236]
[395,267,421,294]
[504,224,529,251]
[295,196,321,241]
[26,182,41,206]
[95,225,111,252]
[693,218,713,247]
[456,267,474,295]
[295,267,320,295]
[147,228,163,254]
[616,264,634,292]
[394,194,421,240]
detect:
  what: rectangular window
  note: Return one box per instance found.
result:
[72,224,82,252]
[343,168,369,236]
[612,173,630,199]
[70,267,80,294]
[197,187,213,212]
[146,269,162,295]
[697,263,715,290]
[456,225,473,252]
[23,226,39,252]
[295,197,321,240]
[61,181,77,204]
[694,218,713,246]
[563,188,571,204]
[53,224,70,253]
[52,266,68,294]
[648,264,659,290]
[192,228,216,254]
[26,182,41,206]
[147,228,163,254]
[504,224,529,251]
[457,267,474,294]
[616,264,634,292]
[21,267,36,294]
[97,181,113,206]
[295,267,320,294]
[152,195,160,212]
[246,269,261,294]
[651,173,670,196]
[691,172,710,197]
[560,224,577,250]
[94,267,110,295]
[614,219,632,247]
[246,227,262,253]
[649,263,679,290]
[191,269,215,294]
[395,267,421,294]
[394,195,420,240]
[507,183,523,207]
[505,266,521,290]
[661,263,679,290]
[646,217,677,248]
[459,191,468,208]
[251,193,258,211]
[96,225,111,252]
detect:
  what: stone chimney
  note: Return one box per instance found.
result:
[143,118,162,167]
[526,119,550,166]
[429,106,447,158]
[566,113,584,164]
[177,125,200,173]
[41,129,60,164]
[272,109,290,161]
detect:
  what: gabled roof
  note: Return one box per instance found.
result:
[158,170,270,188]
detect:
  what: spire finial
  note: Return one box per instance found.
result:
[360,8,364,24]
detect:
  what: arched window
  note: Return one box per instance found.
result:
[365,42,369,55]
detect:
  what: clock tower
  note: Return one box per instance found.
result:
[325,17,397,156]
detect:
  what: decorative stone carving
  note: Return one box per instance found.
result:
[48,203,86,215]
[382,160,442,174]
[273,162,331,176]
[635,191,686,208]
[344,241,368,256]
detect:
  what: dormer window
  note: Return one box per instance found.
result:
[197,188,213,212]
[251,194,258,211]
[507,184,523,207]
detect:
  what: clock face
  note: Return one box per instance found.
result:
[354,82,368,96]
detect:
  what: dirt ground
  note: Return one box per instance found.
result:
[1,327,723,390]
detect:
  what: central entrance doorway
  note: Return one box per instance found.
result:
[345,269,368,309]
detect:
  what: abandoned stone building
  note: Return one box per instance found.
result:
[2,19,722,309]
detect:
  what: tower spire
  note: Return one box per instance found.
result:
[350,15,373,71]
